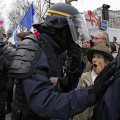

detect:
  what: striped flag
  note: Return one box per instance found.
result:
[20,2,35,31]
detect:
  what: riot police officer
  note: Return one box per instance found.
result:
[0,3,116,120]
[0,51,10,120]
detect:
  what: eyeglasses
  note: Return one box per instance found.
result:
[93,37,105,40]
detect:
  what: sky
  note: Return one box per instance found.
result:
[0,0,120,31]
[0,0,32,31]
[1,0,120,17]
[57,0,120,12]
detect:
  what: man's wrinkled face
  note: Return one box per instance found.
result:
[92,53,108,75]
[92,32,107,47]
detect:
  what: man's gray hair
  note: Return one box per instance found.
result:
[99,30,110,47]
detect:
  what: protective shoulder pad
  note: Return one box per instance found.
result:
[24,34,39,43]
[1,44,16,59]
[8,35,41,78]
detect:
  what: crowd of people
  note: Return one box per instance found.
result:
[0,2,120,120]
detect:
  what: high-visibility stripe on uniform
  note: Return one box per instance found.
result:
[47,10,71,17]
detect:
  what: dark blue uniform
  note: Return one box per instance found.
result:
[10,33,96,120]
[0,2,116,120]
[92,67,120,120]
[0,52,10,120]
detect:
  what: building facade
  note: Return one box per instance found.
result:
[83,8,120,42]
[94,8,120,29]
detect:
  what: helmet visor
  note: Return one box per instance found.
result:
[67,14,90,46]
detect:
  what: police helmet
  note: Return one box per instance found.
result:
[33,3,90,47]
[44,3,80,28]
[45,3,90,45]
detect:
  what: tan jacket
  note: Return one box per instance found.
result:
[77,71,93,89]
[73,71,94,120]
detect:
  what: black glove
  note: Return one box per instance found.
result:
[94,60,116,100]
[67,43,82,63]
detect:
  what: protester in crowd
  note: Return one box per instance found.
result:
[91,51,120,119]
[16,31,32,45]
[0,34,7,41]
[5,77,14,114]
[88,37,120,120]
[73,44,114,120]
[91,30,110,47]
[0,3,116,120]
[84,30,112,72]
[5,32,32,115]
[113,36,117,44]
[110,41,116,52]
[0,34,11,120]
[82,39,93,68]
[82,40,91,49]
[5,43,16,114]
[111,36,120,58]
[0,41,11,120]
[6,32,12,42]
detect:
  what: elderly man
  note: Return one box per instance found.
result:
[91,30,110,47]
[0,51,10,120]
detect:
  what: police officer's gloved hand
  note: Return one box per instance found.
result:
[66,43,85,91]
[67,43,82,63]
[94,60,116,101]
